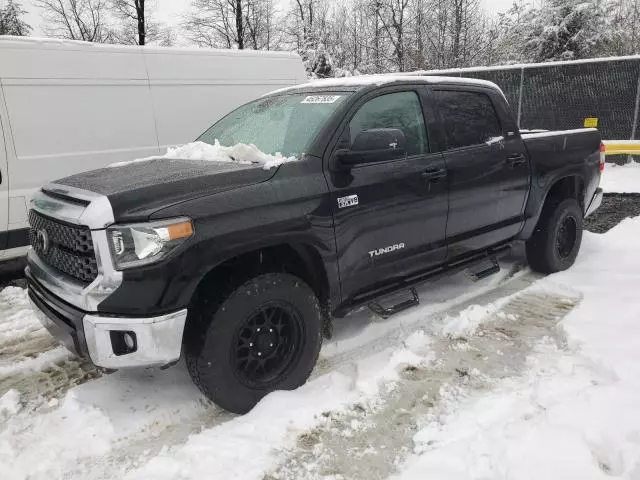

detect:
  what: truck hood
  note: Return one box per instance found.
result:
[56,158,278,223]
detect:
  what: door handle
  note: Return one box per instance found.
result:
[507,154,527,167]
[421,168,447,181]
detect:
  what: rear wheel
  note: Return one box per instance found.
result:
[184,273,323,414]
[526,197,583,274]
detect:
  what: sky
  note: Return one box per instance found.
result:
[15,0,516,39]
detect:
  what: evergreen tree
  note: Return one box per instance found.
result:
[524,0,611,62]
[0,0,31,36]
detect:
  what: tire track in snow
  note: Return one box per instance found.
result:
[63,267,536,480]
[3,264,532,479]
[0,333,58,365]
[41,265,528,479]
[314,266,537,379]
[0,286,104,404]
[0,354,103,403]
[267,289,580,480]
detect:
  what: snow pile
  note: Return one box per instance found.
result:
[124,332,436,480]
[436,302,509,338]
[1,392,115,479]
[0,390,21,418]
[110,141,297,171]
[0,364,209,480]
[396,216,640,479]
[124,373,356,480]
[600,161,640,193]
[0,286,42,346]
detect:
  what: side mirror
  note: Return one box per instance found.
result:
[334,128,406,168]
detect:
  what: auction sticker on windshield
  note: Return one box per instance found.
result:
[301,95,342,104]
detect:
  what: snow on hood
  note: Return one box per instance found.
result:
[109,141,298,170]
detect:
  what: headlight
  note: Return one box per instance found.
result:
[107,218,194,270]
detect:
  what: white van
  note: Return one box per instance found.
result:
[0,37,307,262]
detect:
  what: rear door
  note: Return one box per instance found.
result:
[327,88,448,303]
[432,88,530,257]
[0,106,8,252]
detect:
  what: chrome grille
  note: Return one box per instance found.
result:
[29,210,98,285]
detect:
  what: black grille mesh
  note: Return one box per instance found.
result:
[29,210,98,285]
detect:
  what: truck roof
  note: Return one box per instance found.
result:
[267,74,504,96]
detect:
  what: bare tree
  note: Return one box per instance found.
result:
[184,0,280,50]
[183,0,234,48]
[184,0,238,49]
[157,24,175,47]
[245,0,278,49]
[377,0,410,71]
[110,0,157,45]
[36,0,113,42]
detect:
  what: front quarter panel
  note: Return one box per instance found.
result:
[97,157,338,315]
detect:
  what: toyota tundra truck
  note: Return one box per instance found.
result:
[26,76,604,413]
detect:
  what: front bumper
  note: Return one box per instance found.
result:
[585,187,603,218]
[28,268,187,369]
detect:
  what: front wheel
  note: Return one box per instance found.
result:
[526,197,584,274]
[184,273,323,414]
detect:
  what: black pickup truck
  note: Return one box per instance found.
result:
[26,76,603,413]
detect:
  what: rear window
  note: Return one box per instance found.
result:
[433,91,503,149]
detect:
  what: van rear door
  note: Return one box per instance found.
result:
[0,109,8,251]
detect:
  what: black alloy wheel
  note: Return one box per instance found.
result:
[556,215,578,259]
[232,302,304,388]
[184,273,323,414]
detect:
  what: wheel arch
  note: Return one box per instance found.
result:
[520,174,586,240]
[543,175,586,211]
[188,242,332,314]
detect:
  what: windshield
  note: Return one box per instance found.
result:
[197,93,350,158]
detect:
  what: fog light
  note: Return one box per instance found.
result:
[110,330,137,356]
[124,332,135,349]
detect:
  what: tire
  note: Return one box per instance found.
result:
[526,197,583,274]
[184,273,323,414]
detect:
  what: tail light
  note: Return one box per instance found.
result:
[599,143,606,172]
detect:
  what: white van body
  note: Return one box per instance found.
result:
[0,37,307,261]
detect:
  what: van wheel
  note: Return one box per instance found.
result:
[526,198,583,274]
[184,273,323,414]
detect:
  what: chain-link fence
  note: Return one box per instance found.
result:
[410,56,640,141]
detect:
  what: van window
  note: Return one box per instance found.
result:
[349,91,428,155]
[433,91,503,149]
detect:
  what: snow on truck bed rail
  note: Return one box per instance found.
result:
[521,128,598,139]
[109,141,297,170]
[267,74,503,97]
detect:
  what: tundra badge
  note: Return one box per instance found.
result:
[369,243,405,258]
[338,194,359,209]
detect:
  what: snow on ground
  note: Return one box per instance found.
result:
[0,286,42,346]
[2,216,640,479]
[0,261,526,480]
[109,140,297,170]
[600,161,640,193]
[395,216,640,480]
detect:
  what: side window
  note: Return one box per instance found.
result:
[349,91,428,156]
[433,90,503,149]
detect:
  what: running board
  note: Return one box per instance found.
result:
[368,288,419,319]
[334,243,513,319]
[469,257,500,281]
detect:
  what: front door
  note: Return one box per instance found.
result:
[432,88,530,257]
[327,89,449,304]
